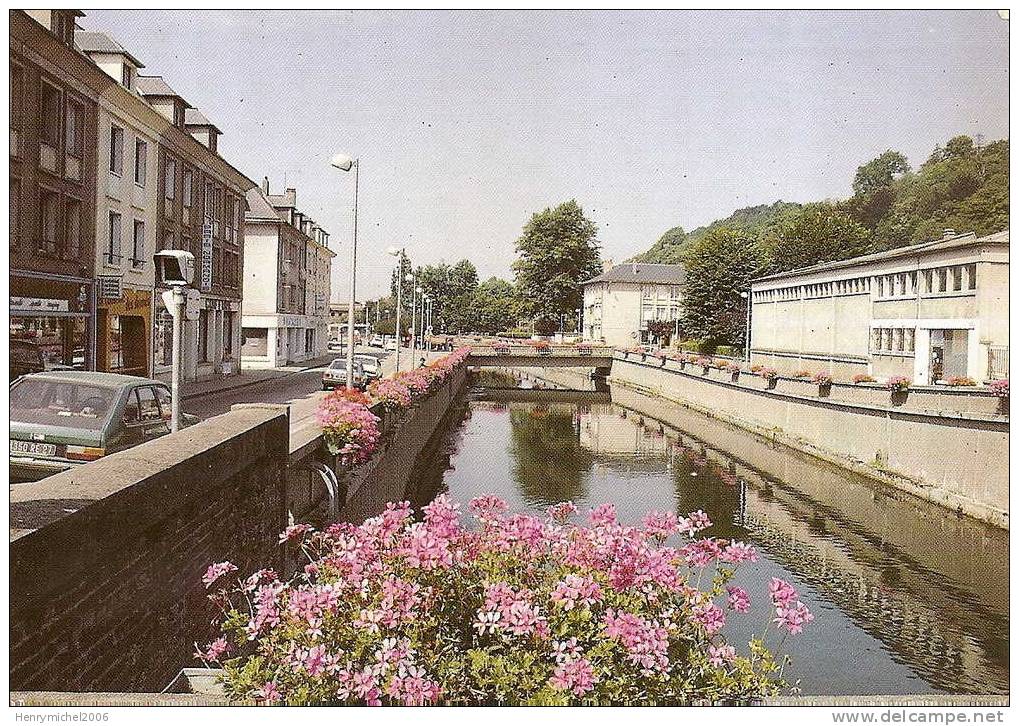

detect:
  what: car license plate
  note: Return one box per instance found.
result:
[10,440,58,457]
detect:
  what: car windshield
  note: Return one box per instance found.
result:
[328,360,347,370]
[10,378,117,430]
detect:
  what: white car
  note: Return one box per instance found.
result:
[384,339,398,352]
[369,335,384,348]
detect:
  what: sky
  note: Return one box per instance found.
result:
[83,9,1009,301]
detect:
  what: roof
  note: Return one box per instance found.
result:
[184,107,222,133]
[136,74,189,102]
[582,263,686,286]
[18,371,162,388]
[244,187,285,223]
[75,30,145,68]
[753,229,1010,284]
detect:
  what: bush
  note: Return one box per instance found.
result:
[200,497,811,705]
[714,345,737,358]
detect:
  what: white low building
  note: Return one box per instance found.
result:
[581,263,685,347]
[749,229,1009,384]
[240,181,333,368]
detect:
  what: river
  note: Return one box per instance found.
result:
[402,369,1008,696]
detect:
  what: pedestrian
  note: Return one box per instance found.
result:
[419,356,426,368]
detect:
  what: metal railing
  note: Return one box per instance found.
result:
[987,345,1009,380]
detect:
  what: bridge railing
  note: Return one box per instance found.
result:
[467,344,615,358]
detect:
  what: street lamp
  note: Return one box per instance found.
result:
[739,290,751,362]
[412,285,423,365]
[422,294,431,352]
[331,152,359,388]
[387,246,406,372]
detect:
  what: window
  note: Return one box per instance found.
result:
[136,386,161,421]
[121,64,133,90]
[161,229,174,251]
[182,169,193,207]
[109,126,124,175]
[64,199,81,259]
[10,178,20,248]
[107,211,122,264]
[40,190,60,254]
[65,100,82,157]
[198,309,210,362]
[204,182,214,221]
[154,387,172,419]
[893,328,903,352]
[108,315,124,370]
[937,268,948,292]
[164,157,176,199]
[132,220,145,267]
[11,65,24,148]
[952,266,963,292]
[154,311,173,366]
[134,139,147,186]
[966,264,977,290]
[40,82,61,147]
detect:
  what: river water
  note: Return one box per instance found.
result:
[404,370,1008,696]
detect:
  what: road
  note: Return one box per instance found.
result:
[186,346,440,421]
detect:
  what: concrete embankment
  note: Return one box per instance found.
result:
[9,363,469,693]
[606,353,1008,528]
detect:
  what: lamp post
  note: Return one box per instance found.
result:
[330,152,359,388]
[740,290,751,362]
[422,294,431,352]
[387,246,406,372]
[412,285,422,364]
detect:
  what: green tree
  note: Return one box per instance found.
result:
[680,226,767,347]
[512,200,601,331]
[764,202,870,273]
[389,253,415,318]
[631,226,688,264]
[472,277,519,334]
[851,150,911,196]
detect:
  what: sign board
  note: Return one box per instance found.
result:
[185,288,201,321]
[10,296,69,314]
[97,275,123,300]
[200,222,214,291]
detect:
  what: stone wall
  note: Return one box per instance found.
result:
[609,354,1008,527]
[10,407,291,693]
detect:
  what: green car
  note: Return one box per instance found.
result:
[9,371,199,483]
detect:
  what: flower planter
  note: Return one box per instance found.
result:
[701,366,711,376]
[890,390,909,407]
[817,383,832,398]
[730,371,740,383]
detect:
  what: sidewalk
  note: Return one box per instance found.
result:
[182,354,335,401]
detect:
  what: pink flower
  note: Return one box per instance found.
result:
[602,609,670,673]
[550,574,602,611]
[719,541,759,564]
[202,561,237,588]
[726,586,751,613]
[774,600,814,635]
[588,502,618,527]
[546,501,578,524]
[386,664,443,706]
[258,681,282,703]
[194,636,229,662]
[468,494,510,518]
[279,523,313,544]
[677,510,712,535]
[769,577,798,607]
[680,538,722,568]
[691,602,726,634]
[708,644,736,667]
[642,510,679,538]
[548,657,597,696]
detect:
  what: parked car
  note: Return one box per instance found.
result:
[327,339,344,353]
[369,335,385,348]
[322,358,366,390]
[384,338,398,352]
[10,371,199,483]
[353,354,382,381]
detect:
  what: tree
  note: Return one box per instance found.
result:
[645,319,678,347]
[631,226,688,264]
[512,200,601,331]
[472,277,518,334]
[763,202,870,273]
[680,227,767,347]
[389,253,415,318]
[852,150,910,196]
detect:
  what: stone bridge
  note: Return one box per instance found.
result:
[466,344,614,371]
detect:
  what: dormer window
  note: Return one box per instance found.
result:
[121,64,133,90]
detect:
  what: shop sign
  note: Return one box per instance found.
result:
[10,296,69,314]
[201,222,214,291]
[97,275,123,300]
[280,315,305,328]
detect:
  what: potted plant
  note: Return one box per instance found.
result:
[724,361,742,382]
[852,373,876,385]
[696,356,713,375]
[812,370,833,397]
[990,378,1009,415]
[759,367,779,389]
[885,375,911,405]
[944,376,977,387]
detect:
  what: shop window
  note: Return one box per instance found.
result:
[108,315,125,370]
[40,81,61,147]
[109,315,146,373]
[11,315,88,370]
[241,327,268,357]
[132,220,145,267]
[40,189,60,254]
[107,211,122,264]
[223,312,233,356]
[134,139,147,186]
[109,125,124,175]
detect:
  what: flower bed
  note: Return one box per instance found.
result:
[199,496,810,705]
[990,379,1009,398]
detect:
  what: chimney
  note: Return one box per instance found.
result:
[262,176,269,194]
[602,258,614,273]
[943,228,956,239]
[284,188,297,207]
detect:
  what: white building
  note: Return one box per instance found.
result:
[581,262,686,347]
[240,180,333,368]
[750,230,1010,383]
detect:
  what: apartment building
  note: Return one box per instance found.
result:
[10,10,99,371]
[581,263,686,347]
[749,230,1010,383]
[240,181,333,368]
[76,31,159,376]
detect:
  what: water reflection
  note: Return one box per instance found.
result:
[405,370,1008,696]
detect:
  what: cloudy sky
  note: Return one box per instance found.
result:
[84,10,1009,300]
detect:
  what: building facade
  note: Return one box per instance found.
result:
[749,230,1010,384]
[581,263,685,347]
[10,10,99,372]
[240,181,333,368]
